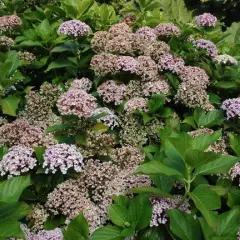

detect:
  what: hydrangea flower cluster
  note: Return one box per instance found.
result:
[69,78,92,92]
[124,98,148,112]
[155,23,181,37]
[57,89,97,118]
[213,54,238,65]
[0,145,37,178]
[0,15,22,33]
[193,39,218,57]
[158,53,185,74]
[116,56,139,73]
[91,107,119,129]
[221,98,240,119]
[229,162,240,186]
[97,80,126,105]
[43,144,84,174]
[57,20,90,37]
[19,51,37,63]
[136,27,157,41]
[195,13,217,27]
[150,196,191,226]
[0,36,14,47]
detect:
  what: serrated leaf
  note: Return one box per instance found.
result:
[225,22,240,44]
[90,226,124,240]
[168,209,201,240]
[45,60,76,72]
[92,122,109,133]
[0,96,20,117]
[128,186,172,198]
[0,220,24,238]
[194,155,239,176]
[0,175,31,203]
[34,146,46,164]
[108,204,129,228]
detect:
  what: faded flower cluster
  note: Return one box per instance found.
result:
[214,54,238,65]
[0,36,14,47]
[0,145,37,178]
[195,13,217,27]
[57,20,90,37]
[43,144,84,174]
[0,15,22,33]
[221,98,240,119]
[155,23,181,37]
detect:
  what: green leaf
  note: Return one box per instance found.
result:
[45,59,76,72]
[0,147,8,160]
[128,186,172,198]
[47,124,71,133]
[185,149,220,168]
[34,146,46,164]
[191,130,222,151]
[168,209,201,240]
[224,22,240,44]
[0,202,31,222]
[216,209,239,237]
[76,0,95,18]
[191,185,221,210]
[92,123,109,133]
[194,155,239,176]
[0,220,24,238]
[199,217,216,240]
[214,81,239,90]
[197,110,223,128]
[228,133,240,157]
[128,194,152,231]
[67,212,89,239]
[18,40,43,47]
[108,204,129,228]
[147,94,165,114]
[90,226,124,240]
[0,96,20,117]
[227,188,240,207]
[63,230,85,240]
[151,176,174,193]
[135,161,183,179]
[0,175,31,203]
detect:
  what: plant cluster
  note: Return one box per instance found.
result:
[0,0,239,240]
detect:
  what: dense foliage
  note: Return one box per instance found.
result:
[0,0,239,239]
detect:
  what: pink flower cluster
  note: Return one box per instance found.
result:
[43,144,84,174]
[69,78,92,92]
[221,98,240,119]
[57,20,90,37]
[97,80,126,105]
[57,89,97,118]
[136,27,157,41]
[124,98,148,112]
[0,15,22,33]
[195,13,217,27]
[158,53,185,74]
[155,23,181,37]
[193,39,218,57]
[116,56,139,73]
[0,145,37,178]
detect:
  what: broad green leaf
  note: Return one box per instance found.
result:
[0,96,20,117]
[108,204,129,228]
[34,146,46,164]
[199,218,216,240]
[45,60,76,72]
[128,194,152,231]
[99,4,109,24]
[147,94,165,114]
[0,175,31,203]
[216,209,239,237]
[0,220,24,238]
[63,230,85,240]
[0,202,31,222]
[185,149,220,168]
[191,185,221,210]
[92,122,109,133]
[191,130,222,151]
[151,176,175,193]
[224,22,240,44]
[76,0,95,18]
[209,186,230,197]
[138,227,165,240]
[194,155,239,176]
[47,124,71,133]
[135,161,183,179]
[67,212,89,239]
[197,110,223,128]
[128,186,172,198]
[227,188,240,208]
[90,226,124,240]
[18,40,43,47]
[0,147,8,160]
[189,191,217,230]
[168,209,201,240]
[214,81,239,90]
[228,133,240,157]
